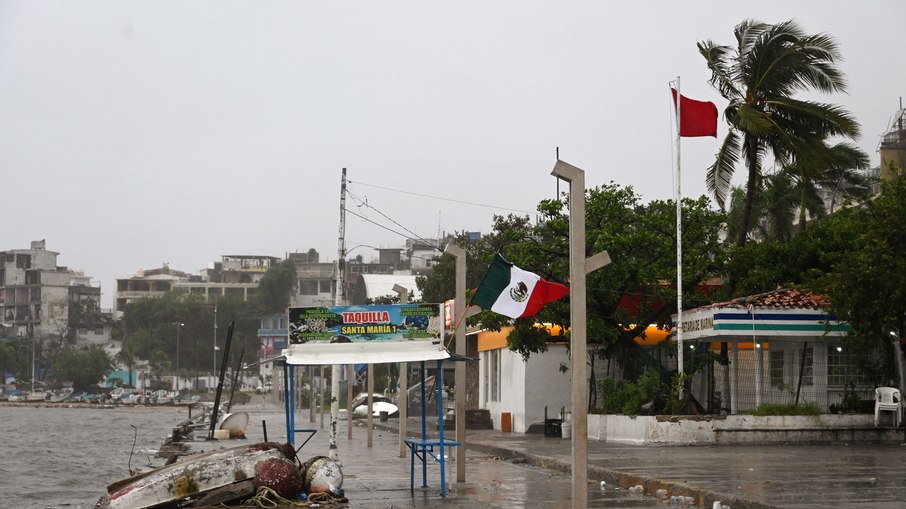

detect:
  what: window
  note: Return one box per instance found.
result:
[299,280,318,295]
[489,349,500,402]
[799,344,813,386]
[770,350,784,387]
[827,346,859,386]
[319,280,333,294]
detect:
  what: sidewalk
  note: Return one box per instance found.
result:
[233,399,906,508]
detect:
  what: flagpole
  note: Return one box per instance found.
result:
[675,76,684,376]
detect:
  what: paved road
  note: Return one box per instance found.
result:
[228,400,668,508]
[227,398,906,508]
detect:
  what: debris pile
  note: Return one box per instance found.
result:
[95,442,347,509]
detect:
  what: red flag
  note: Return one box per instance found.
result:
[671,89,718,137]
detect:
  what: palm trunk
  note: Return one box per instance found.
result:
[798,172,808,234]
[735,142,761,248]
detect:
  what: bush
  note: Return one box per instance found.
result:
[599,368,664,416]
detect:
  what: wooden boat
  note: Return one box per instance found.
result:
[104,442,289,509]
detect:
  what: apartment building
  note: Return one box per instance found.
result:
[0,240,109,346]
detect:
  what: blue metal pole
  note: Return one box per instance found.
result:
[420,361,427,488]
[437,359,446,496]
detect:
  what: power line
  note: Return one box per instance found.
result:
[346,189,442,251]
[344,208,441,253]
[348,179,536,215]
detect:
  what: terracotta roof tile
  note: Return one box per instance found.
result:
[705,289,829,310]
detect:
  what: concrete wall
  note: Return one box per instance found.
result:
[588,414,901,444]
[480,344,591,433]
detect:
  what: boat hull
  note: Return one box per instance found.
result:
[106,442,289,509]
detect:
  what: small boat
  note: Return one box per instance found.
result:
[103,442,290,509]
[351,393,399,417]
[220,411,250,438]
[168,403,249,442]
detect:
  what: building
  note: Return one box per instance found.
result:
[175,255,279,304]
[114,255,280,317]
[0,240,110,347]
[288,249,336,307]
[879,103,906,180]
[254,313,289,386]
[114,264,191,317]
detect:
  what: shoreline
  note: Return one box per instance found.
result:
[0,400,189,410]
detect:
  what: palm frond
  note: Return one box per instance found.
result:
[706,130,741,208]
[697,40,741,100]
[768,98,860,139]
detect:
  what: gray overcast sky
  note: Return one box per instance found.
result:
[2,1,904,309]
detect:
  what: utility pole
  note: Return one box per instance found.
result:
[443,243,467,483]
[329,168,347,461]
[393,284,409,458]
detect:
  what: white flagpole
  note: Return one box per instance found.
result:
[675,76,684,376]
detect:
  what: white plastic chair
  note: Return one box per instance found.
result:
[874,387,901,427]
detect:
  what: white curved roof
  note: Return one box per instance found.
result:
[359,274,422,300]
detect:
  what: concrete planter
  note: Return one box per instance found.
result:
[587,413,901,444]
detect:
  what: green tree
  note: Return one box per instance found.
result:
[149,350,171,383]
[115,341,137,386]
[786,141,870,232]
[121,291,259,375]
[255,259,297,314]
[814,165,906,388]
[698,19,860,247]
[417,183,726,374]
[52,346,115,391]
[0,340,27,382]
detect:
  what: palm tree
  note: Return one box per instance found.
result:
[698,19,860,247]
[725,172,800,245]
[785,141,870,232]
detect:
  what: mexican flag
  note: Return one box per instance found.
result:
[472,254,569,319]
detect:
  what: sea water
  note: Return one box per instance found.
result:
[0,405,182,509]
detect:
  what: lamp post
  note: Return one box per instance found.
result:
[213,306,218,391]
[172,322,184,390]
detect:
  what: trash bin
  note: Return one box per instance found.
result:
[560,420,571,439]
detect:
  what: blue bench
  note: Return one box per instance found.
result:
[404,437,460,496]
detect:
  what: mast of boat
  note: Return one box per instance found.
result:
[226,348,244,413]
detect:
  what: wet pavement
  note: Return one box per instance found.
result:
[223,398,906,508]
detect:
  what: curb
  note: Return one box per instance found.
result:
[365,420,780,509]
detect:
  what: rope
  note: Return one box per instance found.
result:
[243,486,348,507]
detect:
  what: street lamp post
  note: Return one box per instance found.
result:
[172,322,184,390]
[213,306,218,391]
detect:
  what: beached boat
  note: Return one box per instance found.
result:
[168,402,250,442]
[351,392,399,417]
[102,442,290,509]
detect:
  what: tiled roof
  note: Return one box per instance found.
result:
[706,289,830,310]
